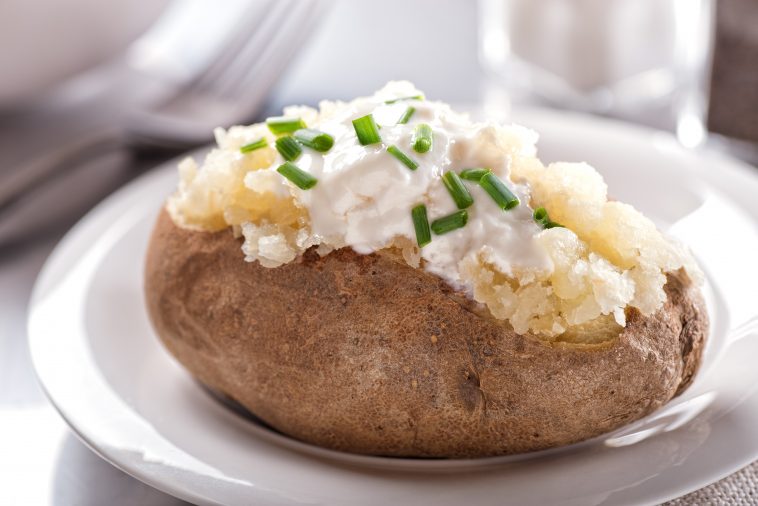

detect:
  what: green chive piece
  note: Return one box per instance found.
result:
[534,207,548,224]
[266,116,307,135]
[387,145,418,171]
[385,94,425,104]
[411,204,432,247]
[293,128,334,152]
[240,138,268,153]
[397,106,416,125]
[275,136,302,161]
[276,162,317,190]
[412,124,433,153]
[480,172,519,210]
[534,207,564,229]
[459,168,491,181]
[352,114,382,145]
[442,171,474,209]
[431,210,469,235]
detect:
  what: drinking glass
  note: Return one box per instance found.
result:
[478,0,715,146]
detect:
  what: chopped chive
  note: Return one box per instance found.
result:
[412,124,433,153]
[397,106,415,125]
[534,207,564,229]
[442,171,474,209]
[411,204,432,247]
[293,128,334,152]
[240,138,268,153]
[534,207,548,224]
[352,114,382,145]
[276,162,317,190]
[459,168,491,181]
[479,172,519,210]
[387,145,418,171]
[275,136,302,161]
[385,94,425,104]
[431,210,468,235]
[266,116,307,135]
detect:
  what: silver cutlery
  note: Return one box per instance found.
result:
[0,0,325,247]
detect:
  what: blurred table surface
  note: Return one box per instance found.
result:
[1,1,757,505]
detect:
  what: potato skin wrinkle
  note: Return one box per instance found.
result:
[145,209,708,458]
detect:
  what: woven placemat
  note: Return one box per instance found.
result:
[662,461,758,505]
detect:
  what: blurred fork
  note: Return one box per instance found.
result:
[0,0,324,245]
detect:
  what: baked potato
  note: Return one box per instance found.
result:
[144,82,708,458]
[146,210,705,458]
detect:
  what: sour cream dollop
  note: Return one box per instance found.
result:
[251,81,551,289]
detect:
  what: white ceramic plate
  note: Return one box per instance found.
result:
[29,108,758,506]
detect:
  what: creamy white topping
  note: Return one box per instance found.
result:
[265,82,551,289]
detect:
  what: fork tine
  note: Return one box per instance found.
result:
[136,0,327,139]
[218,0,325,102]
[209,0,298,97]
[188,0,284,93]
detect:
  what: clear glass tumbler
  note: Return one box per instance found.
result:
[478,0,715,146]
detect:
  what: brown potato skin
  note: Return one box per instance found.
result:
[145,209,708,458]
